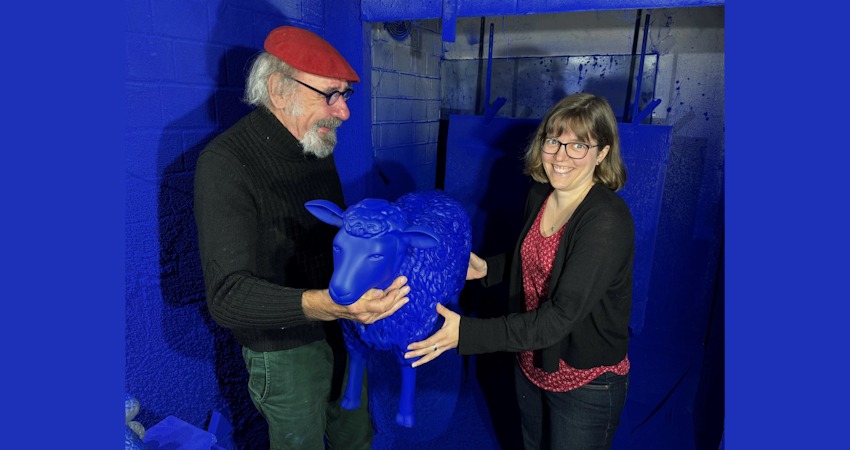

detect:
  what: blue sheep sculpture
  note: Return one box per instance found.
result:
[305,190,471,427]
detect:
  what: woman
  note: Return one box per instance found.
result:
[406,93,635,449]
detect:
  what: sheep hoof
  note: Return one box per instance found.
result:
[395,412,415,428]
[341,397,360,410]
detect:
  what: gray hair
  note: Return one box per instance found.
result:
[243,52,298,108]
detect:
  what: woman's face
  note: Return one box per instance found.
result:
[541,129,609,193]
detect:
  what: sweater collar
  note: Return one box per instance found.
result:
[250,106,312,160]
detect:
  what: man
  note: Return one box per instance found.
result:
[194,26,409,449]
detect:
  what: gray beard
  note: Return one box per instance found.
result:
[301,118,341,158]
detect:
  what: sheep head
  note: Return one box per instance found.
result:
[305,198,440,306]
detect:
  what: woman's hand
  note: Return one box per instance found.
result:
[404,303,460,368]
[466,252,487,280]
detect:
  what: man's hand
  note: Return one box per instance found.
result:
[341,275,410,323]
[303,276,410,323]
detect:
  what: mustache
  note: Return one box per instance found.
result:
[315,118,342,130]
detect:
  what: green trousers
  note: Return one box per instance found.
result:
[242,340,372,450]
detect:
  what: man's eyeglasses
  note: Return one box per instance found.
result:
[289,77,353,106]
[541,138,598,159]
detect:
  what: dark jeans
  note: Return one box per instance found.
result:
[515,362,628,450]
[243,340,372,450]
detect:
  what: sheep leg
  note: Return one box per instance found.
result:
[395,365,417,427]
[342,348,366,410]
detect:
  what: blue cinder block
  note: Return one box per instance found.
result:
[126,35,175,82]
[173,40,218,84]
[152,1,209,41]
[160,86,217,128]
[127,85,163,129]
[126,0,152,33]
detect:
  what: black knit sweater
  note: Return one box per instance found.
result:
[194,106,345,352]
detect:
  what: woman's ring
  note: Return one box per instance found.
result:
[433,345,438,352]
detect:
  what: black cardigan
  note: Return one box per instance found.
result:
[457,182,634,372]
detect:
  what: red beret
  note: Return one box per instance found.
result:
[264,26,360,83]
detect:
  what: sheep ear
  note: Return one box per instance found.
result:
[304,200,344,228]
[399,226,441,249]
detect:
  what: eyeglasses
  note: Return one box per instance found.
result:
[541,138,598,159]
[289,77,353,106]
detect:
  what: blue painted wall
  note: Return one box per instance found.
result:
[126,0,723,448]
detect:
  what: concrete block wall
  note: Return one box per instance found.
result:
[369,20,444,200]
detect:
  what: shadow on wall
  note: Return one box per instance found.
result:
[370,158,417,202]
[155,54,267,449]
[443,114,538,450]
[464,122,534,450]
[153,3,301,448]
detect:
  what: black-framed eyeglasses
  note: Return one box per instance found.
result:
[541,138,598,159]
[289,77,353,106]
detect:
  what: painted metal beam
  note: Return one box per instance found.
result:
[362,0,724,22]
[441,0,458,42]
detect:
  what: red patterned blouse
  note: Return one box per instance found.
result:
[518,198,629,392]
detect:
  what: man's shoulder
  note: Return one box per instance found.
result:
[201,112,257,157]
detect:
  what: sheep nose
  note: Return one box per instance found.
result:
[329,286,358,306]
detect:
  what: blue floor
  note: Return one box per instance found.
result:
[372,353,521,450]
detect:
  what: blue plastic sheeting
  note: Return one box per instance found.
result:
[616,123,672,333]
[362,0,724,22]
[442,115,535,252]
[143,415,225,450]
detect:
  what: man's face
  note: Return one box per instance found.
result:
[276,71,352,158]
